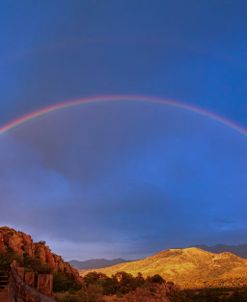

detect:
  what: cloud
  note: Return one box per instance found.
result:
[0,103,246,259]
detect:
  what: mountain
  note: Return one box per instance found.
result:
[80,247,247,289]
[194,244,247,258]
[69,258,128,270]
[0,226,81,284]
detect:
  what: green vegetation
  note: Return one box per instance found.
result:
[23,254,52,274]
[0,250,22,270]
[82,271,148,295]
[0,250,53,274]
[53,271,82,292]
[54,271,247,302]
[54,271,186,302]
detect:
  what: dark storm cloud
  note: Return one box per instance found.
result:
[0,103,246,259]
[0,1,247,259]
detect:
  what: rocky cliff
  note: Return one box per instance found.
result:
[0,226,81,283]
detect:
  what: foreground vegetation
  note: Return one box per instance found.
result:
[54,271,247,302]
[182,287,247,302]
[54,271,186,302]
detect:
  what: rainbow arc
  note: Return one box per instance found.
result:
[0,95,246,137]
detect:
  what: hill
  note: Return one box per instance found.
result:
[194,243,247,258]
[80,247,247,289]
[69,258,128,270]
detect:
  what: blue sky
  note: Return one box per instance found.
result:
[0,1,246,260]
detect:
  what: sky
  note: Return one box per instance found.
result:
[0,0,246,260]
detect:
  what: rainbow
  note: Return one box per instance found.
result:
[0,95,247,137]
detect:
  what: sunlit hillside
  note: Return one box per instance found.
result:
[81,247,247,289]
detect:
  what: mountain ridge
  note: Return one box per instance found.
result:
[69,258,129,270]
[193,243,247,258]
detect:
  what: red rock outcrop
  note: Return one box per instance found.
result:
[0,226,81,283]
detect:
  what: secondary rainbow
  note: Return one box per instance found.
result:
[0,95,247,136]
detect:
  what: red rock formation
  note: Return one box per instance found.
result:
[37,274,53,297]
[0,226,81,283]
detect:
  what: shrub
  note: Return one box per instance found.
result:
[0,251,22,270]
[53,271,82,292]
[23,254,52,274]
[147,274,165,284]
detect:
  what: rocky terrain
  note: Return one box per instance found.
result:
[0,226,81,283]
[80,247,247,289]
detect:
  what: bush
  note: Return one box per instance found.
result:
[54,286,104,302]
[23,254,52,274]
[55,271,188,302]
[54,291,83,302]
[0,251,22,270]
[147,274,165,284]
[53,271,82,292]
